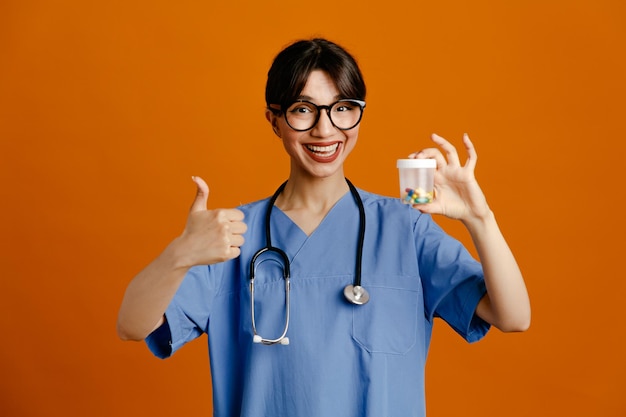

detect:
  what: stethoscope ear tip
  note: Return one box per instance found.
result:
[252,334,290,345]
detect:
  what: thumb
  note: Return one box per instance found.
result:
[190,176,209,212]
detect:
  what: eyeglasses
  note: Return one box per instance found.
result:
[270,99,366,132]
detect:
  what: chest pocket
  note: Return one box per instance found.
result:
[351,279,420,355]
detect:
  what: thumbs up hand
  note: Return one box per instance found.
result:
[177,176,247,267]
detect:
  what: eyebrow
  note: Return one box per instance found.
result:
[296,94,344,102]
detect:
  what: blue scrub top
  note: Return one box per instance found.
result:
[147,188,489,417]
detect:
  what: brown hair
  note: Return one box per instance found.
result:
[265,38,366,111]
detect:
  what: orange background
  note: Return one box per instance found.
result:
[1,1,625,416]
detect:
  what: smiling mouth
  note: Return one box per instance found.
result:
[305,143,339,157]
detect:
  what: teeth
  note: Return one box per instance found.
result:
[306,143,339,155]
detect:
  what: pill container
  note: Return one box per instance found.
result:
[397,159,436,205]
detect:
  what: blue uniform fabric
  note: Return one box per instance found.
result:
[146,188,489,417]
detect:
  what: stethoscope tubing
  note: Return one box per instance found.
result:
[249,178,367,345]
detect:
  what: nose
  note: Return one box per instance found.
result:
[311,108,335,137]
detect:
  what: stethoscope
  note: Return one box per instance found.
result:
[249,178,369,346]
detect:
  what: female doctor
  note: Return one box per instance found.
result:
[117,38,530,417]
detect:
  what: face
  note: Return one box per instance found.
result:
[266,70,361,180]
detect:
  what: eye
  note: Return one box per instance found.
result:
[288,101,316,114]
[334,101,357,112]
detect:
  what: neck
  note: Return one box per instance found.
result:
[275,173,349,214]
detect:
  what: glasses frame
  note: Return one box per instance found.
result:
[269,99,366,132]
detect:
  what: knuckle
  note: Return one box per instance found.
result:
[219,232,230,246]
[214,209,227,222]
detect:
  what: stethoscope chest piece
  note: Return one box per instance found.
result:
[343,284,370,305]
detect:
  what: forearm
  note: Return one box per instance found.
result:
[117,176,247,341]
[464,211,531,332]
[116,237,190,341]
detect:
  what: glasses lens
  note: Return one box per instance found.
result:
[285,101,318,131]
[284,100,364,131]
[330,100,363,130]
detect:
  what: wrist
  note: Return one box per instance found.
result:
[461,207,496,233]
[163,236,195,271]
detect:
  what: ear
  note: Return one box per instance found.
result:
[265,109,282,138]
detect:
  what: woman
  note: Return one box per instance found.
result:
[117,38,530,416]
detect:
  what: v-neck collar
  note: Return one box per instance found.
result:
[270,190,355,261]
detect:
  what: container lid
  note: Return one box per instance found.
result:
[397,158,436,168]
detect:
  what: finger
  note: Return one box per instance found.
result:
[462,133,478,170]
[408,147,439,159]
[228,220,248,235]
[409,148,447,169]
[228,234,245,247]
[413,200,442,215]
[227,247,242,259]
[190,176,209,213]
[431,133,461,167]
[222,208,245,222]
